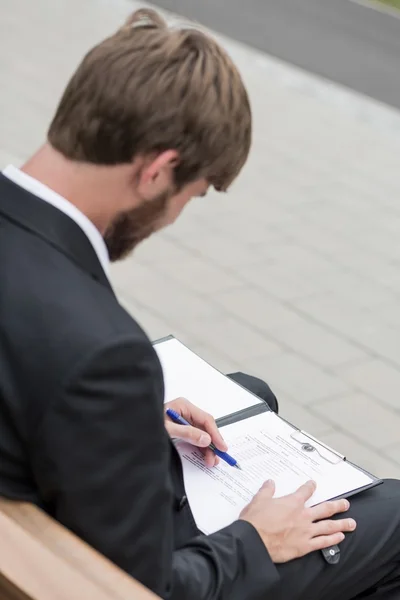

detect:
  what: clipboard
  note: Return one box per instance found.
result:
[274,416,382,498]
[153,335,269,420]
[154,335,382,501]
[220,413,382,501]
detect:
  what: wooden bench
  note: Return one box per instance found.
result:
[0,498,160,600]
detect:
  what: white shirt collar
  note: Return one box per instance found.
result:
[2,165,110,277]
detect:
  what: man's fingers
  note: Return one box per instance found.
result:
[308,532,347,553]
[258,479,276,498]
[167,398,227,451]
[203,447,218,467]
[311,518,356,538]
[203,418,227,452]
[308,499,350,522]
[166,423,218,466]
[165,422,211,447]
[292,480,317,504]
[188,406,227,451]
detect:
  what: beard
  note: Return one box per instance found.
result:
[104,190,170,262]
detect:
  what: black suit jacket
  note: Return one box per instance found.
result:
[0,174,279,599]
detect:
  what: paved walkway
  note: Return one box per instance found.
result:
[154,0,400,110]
[1,0,400,478]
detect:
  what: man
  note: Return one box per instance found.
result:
[0,8,399,600]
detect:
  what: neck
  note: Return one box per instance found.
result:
[21,144,127,234]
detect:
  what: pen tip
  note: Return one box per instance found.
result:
[234,463,242,470]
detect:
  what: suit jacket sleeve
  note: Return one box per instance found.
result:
[31,336,280,600]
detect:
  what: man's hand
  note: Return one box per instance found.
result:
[240,480,356,562]
[165,398,228,467]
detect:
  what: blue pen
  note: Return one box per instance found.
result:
[166,408,242,470]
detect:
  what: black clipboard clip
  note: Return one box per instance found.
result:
[290,430,345,465]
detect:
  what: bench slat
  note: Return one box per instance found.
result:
[0,500,160,600]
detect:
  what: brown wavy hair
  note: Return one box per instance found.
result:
[48,8,252,191]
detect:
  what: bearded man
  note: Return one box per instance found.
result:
[0,8,399,600]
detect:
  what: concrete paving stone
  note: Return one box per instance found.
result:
[287,230,400,297]
[301,207,379,243]
[312,392,400,450]
[239,261,329,302]
[132,234,199,266]
[317,430,400,480]
[377,261,400,290]
[240,353,350,405]
[277,396,336,437]
[171,191,235,225]
[376,303,400,329]
[382,192,400,212]
[213,286,308,334]
[118,294,174,340]
[270,321,369,368]
[175,230,282,270]
[1,113,44,161]
[307,253,400,305]
[149,253,242,296]
[246,243,336,276]
[109,258,150,296]
[162,200,284,260]
[119,292,210,354]
[110,262,226,324]
[0,150,24,169]
[294,194,375,227]
[339,359,400,413]
[349,327,400,369]
[184,315,284,363]
[184,342,242,377]
[253,179,315,211]
[376,212,400,234]
[297,210,400,265]
[116,291,150,318]
[324,181,386,214]
[218,204,296,236]
[334,253,400,289]
[314,320,400,372]
[358,230,400,264]
[312,272,398,309]
[382,443,400,466]
[279,221,357,261]
[292,293,383,341]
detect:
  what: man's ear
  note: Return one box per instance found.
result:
[136,150,179,199]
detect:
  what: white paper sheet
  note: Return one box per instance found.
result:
[154,338,263,419]
[177,412,373,534]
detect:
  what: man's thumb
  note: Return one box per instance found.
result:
[260,479,276,497]
[293,480,316,504]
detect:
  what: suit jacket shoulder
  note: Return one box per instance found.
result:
[0,176,163,497]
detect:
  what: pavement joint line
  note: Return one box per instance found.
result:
[309,418,400,471]
[125,229,400,384]
[164,236,398,375]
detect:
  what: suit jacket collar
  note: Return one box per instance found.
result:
[0,173,113,292]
